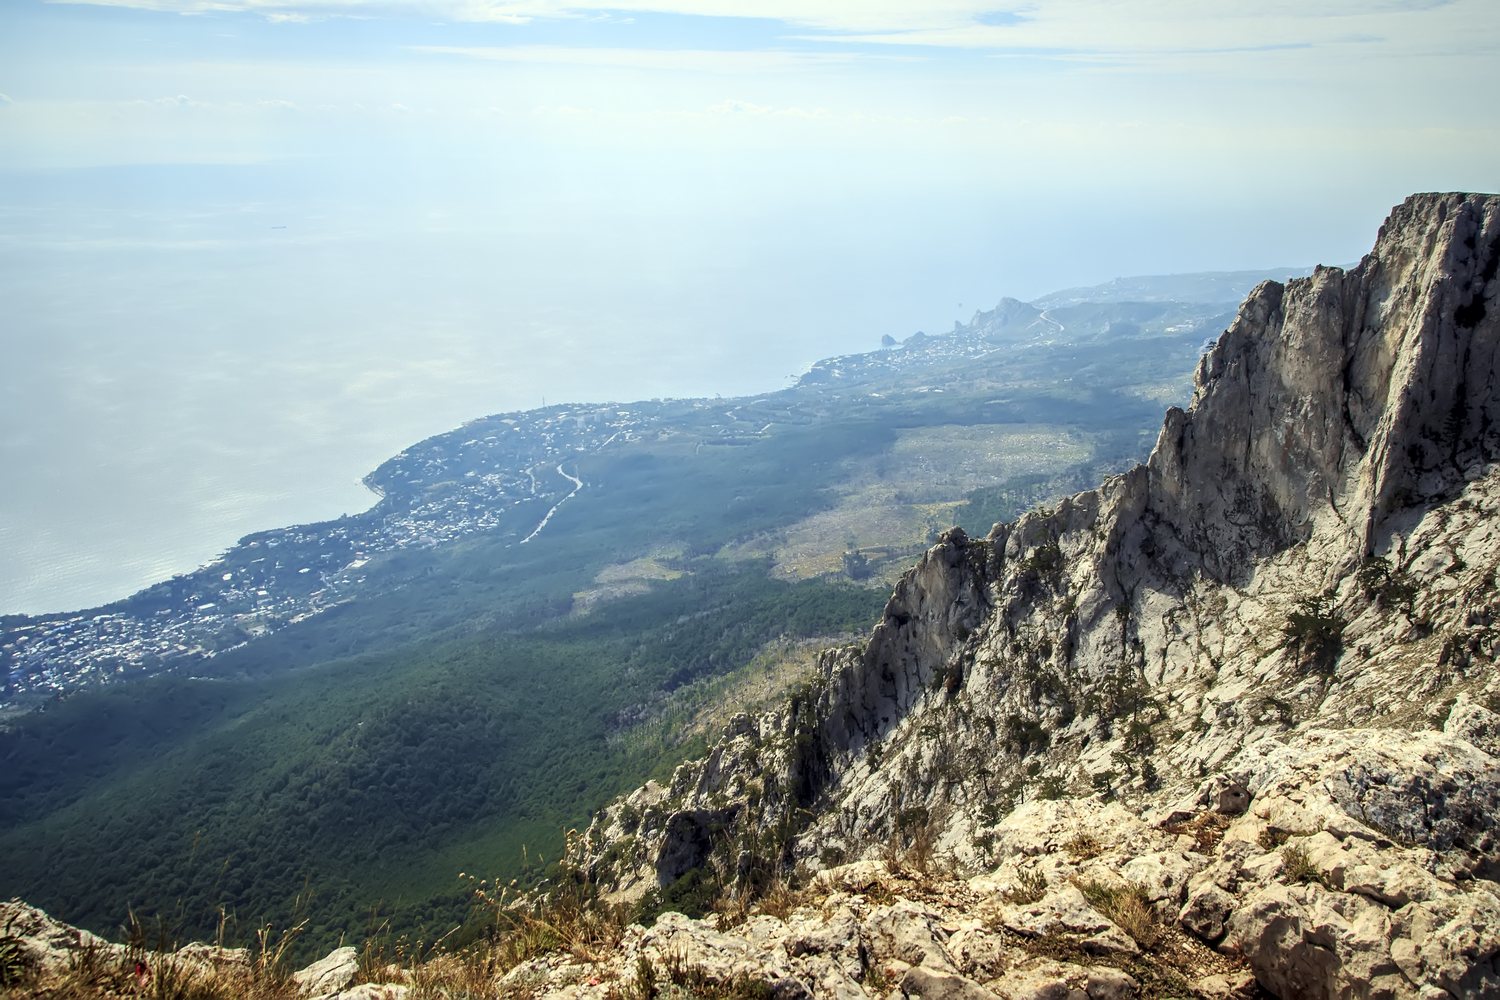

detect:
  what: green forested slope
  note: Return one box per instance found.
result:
[0,286,1247,958]
[0,565,881,956]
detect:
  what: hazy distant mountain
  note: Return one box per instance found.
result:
[1034,266,1316,307]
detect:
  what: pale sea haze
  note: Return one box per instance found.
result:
[3,0,1494,615]
[0,168,1441,616]
[0,170,1070,615]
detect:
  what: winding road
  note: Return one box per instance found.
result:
[518,463,584,545]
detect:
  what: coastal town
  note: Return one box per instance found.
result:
[1,302,1212,709]
[0,400,673,706]
[0,335,953,706]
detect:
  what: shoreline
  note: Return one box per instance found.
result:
[1,476,385,620]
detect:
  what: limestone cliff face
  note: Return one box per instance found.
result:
[1145,192,1499,581]
[578,194,1500,998]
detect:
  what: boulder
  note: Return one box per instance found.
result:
[0,899,121,974]
[293,946,359,998]
[862,901,959,974]
[899,965,1001,999]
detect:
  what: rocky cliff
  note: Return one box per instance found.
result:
[5,194,1497,1000]
[560,192,1500,997]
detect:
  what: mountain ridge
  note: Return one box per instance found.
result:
[554,191,1500,997]
[1,247,1258,954]
[4,195,1495,998]
[1,265,1275,711]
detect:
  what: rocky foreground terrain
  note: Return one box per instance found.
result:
[3,192,1498,998]
[558,192,1500,998]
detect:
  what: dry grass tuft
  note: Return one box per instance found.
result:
[1074,878,1162,950]
[1063,831,1103,860]
[1161,811,1231,855]
[1279,843,1325,887]
[1001,868,1049,906]
[752,879,805,922]
[880,805,952,877]
[1,934,37,989]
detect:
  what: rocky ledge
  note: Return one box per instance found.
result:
[4,194,1497,1000]
[569,192,1500,998]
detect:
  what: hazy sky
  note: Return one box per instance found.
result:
[2,0,1499,613]
[5,1,1498,290]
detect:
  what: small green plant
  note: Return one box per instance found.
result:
[1251,695,1296,727]
[660,948,775,999]
[1280,843,1324,886]
[884,805,945,875]
[1019,540,1065,578]
[861,962,896,992]
[633,954,659,1000]
[1004,713,1051,756]
[1002,868,1048,905]
[1139,757,1159,791]
[1036,775,1068,800]
[1357,556,1418,613]
[1120,717,1156,755]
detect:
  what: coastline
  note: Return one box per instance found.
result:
[0,475,385,619]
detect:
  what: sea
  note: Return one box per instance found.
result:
[10,151,1276,619]
[0,188,989,617]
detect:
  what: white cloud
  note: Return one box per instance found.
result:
[708,98,770,115]
[40,0,1499,100]
[411,44,855,73]
[36,0,1486,39]
[18,0,1498,179]
[706,99,828,120]
[45,0,548,21]
[0,92,13,105]
[779,0,1491,60]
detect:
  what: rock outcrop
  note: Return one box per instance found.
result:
[0,899,408,999]
[574,193,1500,998]
[5,194,1496,1000]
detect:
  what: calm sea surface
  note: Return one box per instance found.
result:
[0,199,949,615]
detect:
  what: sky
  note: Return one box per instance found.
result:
[2,0,1499,614]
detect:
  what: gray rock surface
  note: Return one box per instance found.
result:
[293,945,360,998]
[328,986,410,1000]
[8,193,1498,1000]
[898,965,999,999]
[575,193,1500,999]
[0,898,121,974]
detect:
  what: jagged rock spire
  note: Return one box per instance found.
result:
[576,193,1500,999]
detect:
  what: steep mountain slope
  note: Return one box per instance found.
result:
[3,195,1494,1000]
[0,264,1255,957]
[566,193,1500,997]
